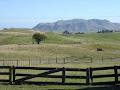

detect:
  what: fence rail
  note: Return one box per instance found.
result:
[0,66,120,85]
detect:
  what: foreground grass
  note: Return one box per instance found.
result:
[0,85,84,90]
[0,85,120,90]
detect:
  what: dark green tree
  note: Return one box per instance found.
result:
[32,33,47,44]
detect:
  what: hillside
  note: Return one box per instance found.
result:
[0,28,120,45]
[0,29,120,61]
[33,19,120,32]
[0,28,75,45]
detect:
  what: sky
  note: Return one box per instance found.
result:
[0,0,120,28]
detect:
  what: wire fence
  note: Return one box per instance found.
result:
[0,56,120,66]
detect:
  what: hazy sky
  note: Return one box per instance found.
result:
[0,0,120,28]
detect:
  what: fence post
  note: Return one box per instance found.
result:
[91,57,93,63]
[86,68,90,85]
[62,67,66,84]
[29,58,30,66]
[114,66,118,84]
[17,60,19,66]
[63,58,65,64]
[12,66,15,84]
[89,68,93,84]
[3,60,5,66]
[9,66,12,84]
[101,57,103,63]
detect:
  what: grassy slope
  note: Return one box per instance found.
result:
[0,30,74,45]
[0,29,33,45]
[0,29,120,45]
[0,29,120,64]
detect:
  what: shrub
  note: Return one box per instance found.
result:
[32,33,47,44]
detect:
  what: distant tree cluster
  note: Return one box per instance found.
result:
[63,30,72,35]
[2,28,8,30]
[97,29,113,33]
[62,30,84,35]
[75,32,85,34]
[114,30,120,32]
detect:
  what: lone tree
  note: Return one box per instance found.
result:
[32,33,47,44]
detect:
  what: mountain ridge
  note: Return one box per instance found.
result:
[33,19,120,32]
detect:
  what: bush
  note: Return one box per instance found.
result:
[32,33,47,44]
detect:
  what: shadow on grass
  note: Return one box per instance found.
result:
[81,85,120,90]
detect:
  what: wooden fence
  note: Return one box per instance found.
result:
[0,66,120,85]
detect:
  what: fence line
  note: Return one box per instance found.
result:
[0,66,120,85]
[0,57,120,66]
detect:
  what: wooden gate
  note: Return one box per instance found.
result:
[12,66,87,85]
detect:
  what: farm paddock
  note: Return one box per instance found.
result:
[0,30,120,89]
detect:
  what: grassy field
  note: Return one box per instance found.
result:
[0,28,120,67]
[0,28,120,89]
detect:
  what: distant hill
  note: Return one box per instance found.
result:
[33,19,120,32]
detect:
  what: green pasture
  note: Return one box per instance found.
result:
[0,28,120,89]
[0,29,120,65]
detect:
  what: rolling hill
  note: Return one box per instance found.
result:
[0,28,120,66]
